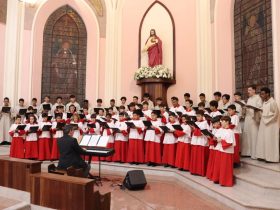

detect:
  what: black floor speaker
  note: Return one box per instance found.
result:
[123,170,147,190]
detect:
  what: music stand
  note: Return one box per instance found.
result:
[81,135,109,185]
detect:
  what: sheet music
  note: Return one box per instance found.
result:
[88,135,101,147]
[97,136,109,147]
[79,135,92,146]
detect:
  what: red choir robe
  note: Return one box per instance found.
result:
[24,123,39,159]
[189,120,210,176]
[206,127,220,179]
[174,123,192,170]
[50,121,64,160]
[161,121,178,167]
[9,123,25,158]
[211,128,235,187]
[230,114,241,164]
[112,120,128,162]
[101,120,115,162]
[144,119,162,165]
[127,120,145,163]
[38,121,52,161]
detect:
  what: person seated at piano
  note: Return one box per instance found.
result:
[69,113,85,140]
[142,102,152,120]
[57,125,91,178]
[185,100,196,117]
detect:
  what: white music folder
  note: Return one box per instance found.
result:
[87,135,102,147]
[79,135,92,146]
[96,136,109,147]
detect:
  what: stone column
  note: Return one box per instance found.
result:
[196,0,214,99]
[104,0,124,106]
[3,0,25,106]
[272,0,280,107]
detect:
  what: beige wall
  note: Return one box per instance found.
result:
[1,0,279,107]
[0,23,5,101]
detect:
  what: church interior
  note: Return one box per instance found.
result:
[0,0,280,209]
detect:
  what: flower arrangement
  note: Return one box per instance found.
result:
[134,65,172,80]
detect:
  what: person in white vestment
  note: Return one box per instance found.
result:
[213,91,223,109]
[0,97,13,144]
[256,87,279,162]
[241,85,263,159]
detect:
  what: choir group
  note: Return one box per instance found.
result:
[0,85,279,188]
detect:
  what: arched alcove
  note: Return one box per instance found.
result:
[30,0,99,104]
[41,5,87,103]
[139,1,175,78]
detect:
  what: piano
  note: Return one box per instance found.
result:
[84,147,115,158]
[82,145,115,181]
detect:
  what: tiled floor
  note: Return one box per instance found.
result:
[0,146,232,210]
[0,196,25,209]
[95,176,232,210]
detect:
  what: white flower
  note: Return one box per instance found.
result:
[134,65,172,80]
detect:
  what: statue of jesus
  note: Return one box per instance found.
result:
[143,29,162,67]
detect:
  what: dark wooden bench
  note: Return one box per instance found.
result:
[0,156,41,192]
[30,172,95,210]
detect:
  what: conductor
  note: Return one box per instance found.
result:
[57,125,91,177]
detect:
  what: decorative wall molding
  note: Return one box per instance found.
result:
[3,0,25,105]
[104,0,124,105]
[272,0,280,107]
[196,0,213,98]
